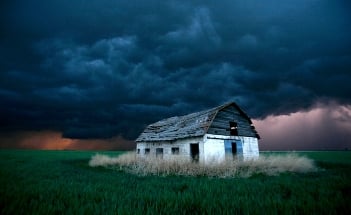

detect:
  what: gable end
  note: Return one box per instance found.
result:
[206,104,259,138]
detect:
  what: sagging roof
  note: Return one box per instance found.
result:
[136,102,259,142]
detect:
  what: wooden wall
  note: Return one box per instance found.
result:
[207,105,259,138]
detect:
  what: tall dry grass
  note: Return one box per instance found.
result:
[89,152,317,178]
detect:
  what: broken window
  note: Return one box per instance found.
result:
[229,121,238,136]
[156,148,163,158]
[145,148,150,154]
[171,147,180,155]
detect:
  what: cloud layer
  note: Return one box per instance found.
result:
[255,102,351,150]
[0,131,134,150]
[1,0,351,149]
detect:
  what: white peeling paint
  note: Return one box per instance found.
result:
[136,134,259,163]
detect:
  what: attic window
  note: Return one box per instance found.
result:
[171,147,179,155]
[229,121,238,136]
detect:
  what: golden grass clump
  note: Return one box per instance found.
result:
[89,152,317,178]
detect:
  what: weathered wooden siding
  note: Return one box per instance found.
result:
[207,105,258,138]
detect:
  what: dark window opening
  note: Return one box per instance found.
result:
[171,147,179,155]
[137,149,140,154]
[229,121,238,136]
[145,148,150,154]
[156,148,163,159]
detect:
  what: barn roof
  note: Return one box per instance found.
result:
[136,102,257,142]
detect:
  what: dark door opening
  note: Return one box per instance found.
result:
[231,142,237,155]
[156,148,163,159]
[190,144,199,162]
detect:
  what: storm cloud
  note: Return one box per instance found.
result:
[1,0,351,149]
[255,102,351,150]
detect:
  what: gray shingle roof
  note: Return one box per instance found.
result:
[136,102,255,142]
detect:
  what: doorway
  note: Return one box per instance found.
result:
[190,144,199,162]
[156,148,163,159]
[224,140,243,159]
[231,142,237,155]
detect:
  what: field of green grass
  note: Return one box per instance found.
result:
[1,150,350,214]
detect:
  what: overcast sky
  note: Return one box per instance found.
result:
[1,0,351,150]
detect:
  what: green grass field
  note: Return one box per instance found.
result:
[1,150,350,214]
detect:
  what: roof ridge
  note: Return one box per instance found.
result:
[148,103,219,125]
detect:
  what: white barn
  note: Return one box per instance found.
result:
[136,102,260,163]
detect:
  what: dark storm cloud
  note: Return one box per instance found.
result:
[1,0,351,141]
[255,102,351,150]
